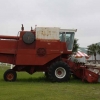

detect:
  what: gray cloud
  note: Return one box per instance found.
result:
[0,0,100,47]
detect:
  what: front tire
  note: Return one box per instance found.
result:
[48,61,71,82]
[3,69,17,82]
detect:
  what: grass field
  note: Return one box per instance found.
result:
[0,66,100,100]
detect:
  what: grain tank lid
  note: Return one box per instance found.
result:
[36,27,60,28]
[36,27,60,32]
[36,27,60,40]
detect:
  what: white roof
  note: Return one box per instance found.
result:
[60,29,77,32]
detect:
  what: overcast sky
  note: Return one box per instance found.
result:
[0,0,100,47]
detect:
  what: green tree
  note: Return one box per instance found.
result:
[87,43,100,63]
[72,39,79,52]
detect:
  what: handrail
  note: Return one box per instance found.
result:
[0,35,19,40]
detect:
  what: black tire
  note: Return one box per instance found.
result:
[48,61,71,82]
[3,69,17,82]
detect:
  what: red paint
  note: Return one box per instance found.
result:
[0,30,71,68]
[62,58,99,83]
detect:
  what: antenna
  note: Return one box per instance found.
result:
[31,27,33,31]
[21,24,24,31]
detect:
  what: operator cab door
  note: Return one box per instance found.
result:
[59,32,75,51]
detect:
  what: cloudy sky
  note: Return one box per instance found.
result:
[0,0,100,47]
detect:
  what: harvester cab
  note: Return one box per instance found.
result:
[59,29,76,51]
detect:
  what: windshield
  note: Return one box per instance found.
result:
[59,32,75,51]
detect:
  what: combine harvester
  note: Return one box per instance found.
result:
[0,25,100,83]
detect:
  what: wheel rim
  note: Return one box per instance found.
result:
[6,73,14,81]
[55,67,66,79]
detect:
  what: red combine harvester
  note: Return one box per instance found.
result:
[0,25,100,82]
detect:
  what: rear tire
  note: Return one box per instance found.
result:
[48,61,71,82]
[3,69,17,82]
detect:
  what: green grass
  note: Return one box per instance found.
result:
[0,66,100,100]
